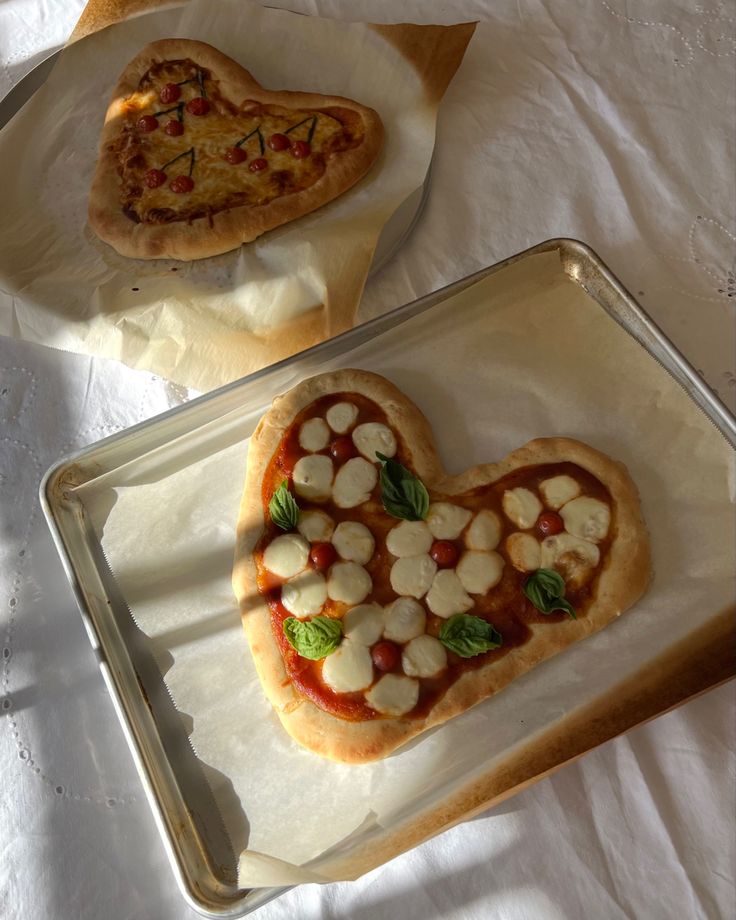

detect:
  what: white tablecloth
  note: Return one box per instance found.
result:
[1,2,734,918]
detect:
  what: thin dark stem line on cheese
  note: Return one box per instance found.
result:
[88,39,384,260]
[232,370,651,763]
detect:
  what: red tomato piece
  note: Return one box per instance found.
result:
[159,83,181,104]
[537,511,564,537]
[329,436,356,464]
[310,543,336,572]
[164,119,184,136]
[249,157,268,172]
[430,540,459,568]
[268,133,291,151]
[136,115,159,133]
[371,641,400,672]
[185,97,210,116]
[291,140,311,158]
[169,175,195,194]
[144,168,167,189]
[224,146,248,165]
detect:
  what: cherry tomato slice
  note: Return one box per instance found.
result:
[249,157,268,172]
[310,542,336,571]
[268,133,291,151]
[159,82,181,104]
[224,146,248,165]
[430,540,459,568]
[372,641,400,672]
[537,511,564,537]
[136,115,159,133]
[169,175,195,194]
[164,119,184,137]
[329,436,356,464]
[185,97,210,116]
[144,168,167,189]
[291,140,311,159]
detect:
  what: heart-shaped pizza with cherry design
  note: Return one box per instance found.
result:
[89,40,383,260]
[233,370,650,763]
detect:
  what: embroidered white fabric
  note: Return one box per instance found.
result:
[0,2,733,918]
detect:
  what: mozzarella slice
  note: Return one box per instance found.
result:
[262,533,310,579]
[280,571,327,617]
[326,401,358,434]
[322,639,374,693]
[540,533,600,588]
[502,488,542,529]
[426,502,473,539]
[365,674,419,716]
[390,555,437,599]
[455,551,504,594]
[386,520,433,558]
[352,422,397,461]
[383,597,426,643]
[343,603,384,645]
[332,457,377,508]
[332,521,375,564]
[560,496,611,543]
[401,635,447,678]
[465,510,502,550]
[539,475,581,510]
[293,454,333,501]
[506,532,541,571]
[426,569,473,618]
[298,417,330,452]
[327,561,372,605]
[297,509,335,543]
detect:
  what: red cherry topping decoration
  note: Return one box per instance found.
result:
[249,157,268,172]
[291,140,311,159]
[164,119,184,136]
[310,542,336,572]
[329,436,356,464]
[537,511,564,537]
[224,146,248,165]
[169,175,194,194]
[372,641,401,672]
[144,168,167,189]
[185,97,210,116]
[268,133,291,151]
[430,540,459,568]
[159,83,181,104]
[136,115,159,133]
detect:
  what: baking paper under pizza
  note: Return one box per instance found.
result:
[233,370,650,763]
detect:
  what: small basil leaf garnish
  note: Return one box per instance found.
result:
[268,480,299,531]
[439,613,503,658]
[376,452,429,521]
[283,616,342,660]
[523,568,577,619]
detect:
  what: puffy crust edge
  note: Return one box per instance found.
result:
[232,370,651,763]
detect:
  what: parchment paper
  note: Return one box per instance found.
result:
[0,0,474,391]
[80,251,735,887]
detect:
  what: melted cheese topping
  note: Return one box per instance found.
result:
[426,503,473,540]
[298,418,330,452]
[385,520,433,558]
[506,532,541,572]
[383,597,426,643]
[539,475,581,509]
[560,497,611,543]
[325,402,358,433]
[332,457,377,508]
[426,570,473,618]
[293,454,334,501]
[322,639,374,693]
[502,488,542,529]
[280,570,327,617]
[343,604,384,645]
[540,533,600,588]
[331,521,375,565]
[297,509,335,543]
[365,674,419,716]
[262,533,309,579]
[401,635,447,678]
[327,561,372,605]
[465,510,502,551]
[352,423,397,460]
[389,555,437,599]
[455,551,504,595]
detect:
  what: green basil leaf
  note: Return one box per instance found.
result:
[376,452,429,521]
[439,613,503,658]
[269,480,299,531]
[523,568,577,620]
[283,616,342,660]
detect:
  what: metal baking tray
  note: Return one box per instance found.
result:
[40,239,736,917]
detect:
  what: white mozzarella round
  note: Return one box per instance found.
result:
[426,569,473,618]
[352,422,397,461]
[327,561,372,605]
[465,510,502,550]
[326,401,359,434]
[539,475,581,509]
[280,570,327,617]
[383,597,426,643]
[389,555,437,599]
[297,509,335,543]
[502,488,542,529]
[455,551,504,594]
[262,533,310,579]
[540,533,600,587]
[322,640,374,693]
[332,521,375,564]
[298,417,330,452]
[401,635,447,678]
[332,457,378,508]
[343,604,384,645]
[365,674,419,716]
[386,520,433,558]
[506,532,541,572]
[560,497,611,543]
[293,454,334,501]
[426,502,473,540]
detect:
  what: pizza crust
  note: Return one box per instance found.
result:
[232,370,651,763]
[88,39,384,260]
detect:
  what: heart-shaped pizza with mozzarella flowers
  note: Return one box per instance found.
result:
[233,370,650,763]
[89,40,383,260]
